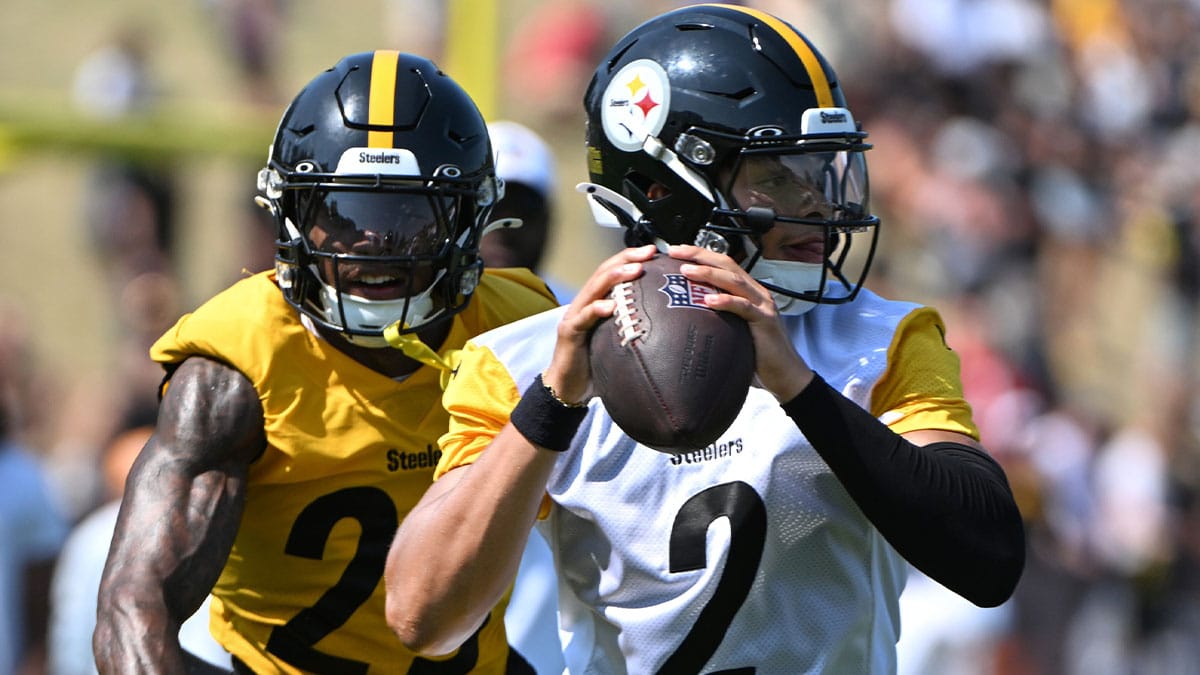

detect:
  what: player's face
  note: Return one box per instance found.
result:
[728,155,833,264]
[305,191,452,300]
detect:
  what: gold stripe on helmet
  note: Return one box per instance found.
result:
[698,4,834,108]
[368,50,400,148]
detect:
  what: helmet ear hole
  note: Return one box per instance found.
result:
[646,182,671,201]
[624,173,655,197]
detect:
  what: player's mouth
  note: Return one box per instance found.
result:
[342,272,412,300]
[778,236,826,263]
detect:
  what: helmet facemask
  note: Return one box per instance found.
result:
[257,51,497,349]
[262,152,491,347]
[705,111,880,313]
[616,109,881,314]
[581,5,882,314]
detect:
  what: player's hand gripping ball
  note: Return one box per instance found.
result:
[589,254,755,453]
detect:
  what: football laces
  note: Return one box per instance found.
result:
[610,281,645,346]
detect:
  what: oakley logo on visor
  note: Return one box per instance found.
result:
[335,147,421,175]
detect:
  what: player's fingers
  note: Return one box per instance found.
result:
[549,247,654,401]
[667,245,768,304]
[677,261,774,314]
[671,260,779,328]
[687,263,759,299]
[701,292,771,326]
[665,245,808,392]
[564,245,656,333]
[571,245,656,309]
[558,299,616,342]
[549,272,632,404]
[666,244,741,273]
[549,296,616,403]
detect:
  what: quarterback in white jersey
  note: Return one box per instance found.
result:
[386,5,1025,674]
[432,287,972,672]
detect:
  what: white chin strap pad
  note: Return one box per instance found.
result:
[752,258,823,316]
[316,274,443,346]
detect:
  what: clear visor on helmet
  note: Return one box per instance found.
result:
[724,148,877,306]
[728,150,869,225]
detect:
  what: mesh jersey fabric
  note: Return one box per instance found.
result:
[150,269,556,674]
[437,287,978,674]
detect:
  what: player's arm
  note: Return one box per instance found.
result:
[386,424,556,656]
[672,244,1025,607]
[95,356,265,673]
[779,379,1024,607]
[385,245,657,656]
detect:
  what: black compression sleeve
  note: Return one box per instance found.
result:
[781,374,1025,607]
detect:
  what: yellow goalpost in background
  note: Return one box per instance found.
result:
[444,0,500,122]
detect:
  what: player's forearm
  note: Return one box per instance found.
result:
[386,423,555,656]
[95,532,237,671]
[92,602,188,674]
[94,536,200,675]
[95,453,245,671]
[781,374,1025,607]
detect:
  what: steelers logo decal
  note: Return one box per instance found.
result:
[601,59,671,152]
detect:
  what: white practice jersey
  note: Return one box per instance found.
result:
[439,287,977,674]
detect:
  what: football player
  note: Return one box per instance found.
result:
[94,51,556,673]
[385,5,1026,673]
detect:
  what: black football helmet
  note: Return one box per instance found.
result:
[582,4,880,311]
[257,50,498,346]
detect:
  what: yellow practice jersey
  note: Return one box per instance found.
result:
[150,269,557,674]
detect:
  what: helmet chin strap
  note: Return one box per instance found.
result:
[317,277,445,348]
[750,257,821,316]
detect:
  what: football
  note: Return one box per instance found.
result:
[589,254,755,453]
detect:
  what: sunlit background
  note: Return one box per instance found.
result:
[5,1,1200,674]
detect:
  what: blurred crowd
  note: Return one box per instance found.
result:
[5,0,1200,673]
[812,0,1200,672]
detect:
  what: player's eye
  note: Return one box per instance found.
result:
[755,174,791,191]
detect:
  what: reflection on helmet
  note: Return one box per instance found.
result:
[582,5,880,309]
[309,191,454,259]
[731,155,843,221]
[256,50,497,346]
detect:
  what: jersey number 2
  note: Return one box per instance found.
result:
[658,481,766,675]
[265,487,484,674]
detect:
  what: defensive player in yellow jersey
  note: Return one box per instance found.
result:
[385,6,1026,673]
[94,51,557,674]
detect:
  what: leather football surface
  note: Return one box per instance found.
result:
[589,254,755,453]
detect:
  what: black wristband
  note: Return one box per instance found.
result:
[509,374,589,452]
